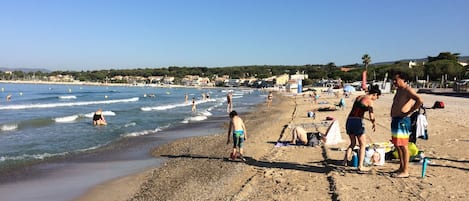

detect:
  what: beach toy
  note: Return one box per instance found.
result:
[421,157,428,178]
[392,142,419,159]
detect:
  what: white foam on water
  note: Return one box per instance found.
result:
[83,111,116,118]
[58,95,77,100]
[141,103,184,111]
[54,115,79,123]
[0,97,139,110]
[141,98,217,111]
[181,114,208,124]
[0,152,69,162]
[0,124,18,131]
[124,124,169,137]
[124,122,136,127]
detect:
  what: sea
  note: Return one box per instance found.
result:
[0,82,267,201]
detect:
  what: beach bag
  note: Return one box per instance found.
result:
[432,101,445,109]
[392,142,419,159]
[307,132,320,147]
[410,106,428,142]
[307,111,315,119]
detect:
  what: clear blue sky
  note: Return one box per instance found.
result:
[1,0,468,71]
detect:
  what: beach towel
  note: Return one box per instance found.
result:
[410,107,428,143]
[416,114,428,140]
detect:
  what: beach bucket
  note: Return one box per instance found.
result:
[372,147,385,166]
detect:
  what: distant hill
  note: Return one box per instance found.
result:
[373,56,469,66]
[0,67,50,73]
[1,56,468,72]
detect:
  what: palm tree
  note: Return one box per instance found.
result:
[361,54,371,91]
[362,54,371,71]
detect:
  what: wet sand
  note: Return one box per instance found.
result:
[77,90,469,201]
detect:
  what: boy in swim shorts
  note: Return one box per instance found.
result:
[390,72,423,178]
[226,110,247,161]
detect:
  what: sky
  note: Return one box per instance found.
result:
[0,0,468,71]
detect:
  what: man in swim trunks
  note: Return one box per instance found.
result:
[226,110,247,161]
[391,71,423,178]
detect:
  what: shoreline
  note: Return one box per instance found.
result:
[77,89,468,201]
[0,106,244,201]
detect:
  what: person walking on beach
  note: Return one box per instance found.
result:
[343,86,381,171]
[267,91,273,109]
[390,71,423,178]
[93,108,107,126]
[226,110,247,161]
[313,91,319,104]
[226,92,233,112]
[191,97,197,112]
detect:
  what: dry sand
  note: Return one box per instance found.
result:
[77,89,469,201]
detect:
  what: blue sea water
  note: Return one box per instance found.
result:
[0,83,265,171]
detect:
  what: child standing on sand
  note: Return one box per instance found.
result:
[226,111,247,161]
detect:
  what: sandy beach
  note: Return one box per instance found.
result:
[76,89,469,201]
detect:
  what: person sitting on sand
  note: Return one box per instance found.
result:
[316,106,338,111]
[93,109,107,126]
[343,87,381,171]
[226,110,247,161]
[290,126,309,145]
[335,97,346,110]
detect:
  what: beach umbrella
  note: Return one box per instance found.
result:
[343,85,355,92]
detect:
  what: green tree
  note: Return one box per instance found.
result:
[424,60,464,80]
[428,52,460,62]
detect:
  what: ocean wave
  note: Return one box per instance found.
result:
[0,97,139,110]
[181,110,211,123]
[124,124,169,137]
[141,103,186,111]
[141,98,217,111]
[1,124,18,131]
[124,122,137,127]
[0,152,69,162]
[54,115,79,123]
[83,111,116,118]
[58,95,77,100]
[200,110,212,116]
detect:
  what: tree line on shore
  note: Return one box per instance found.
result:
[1,52,467,85]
